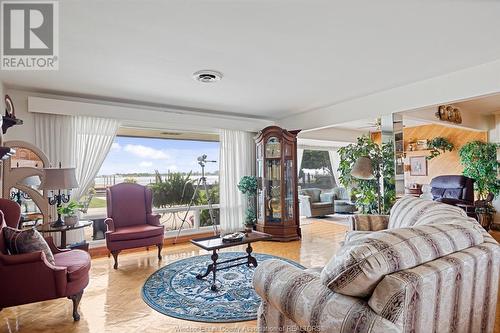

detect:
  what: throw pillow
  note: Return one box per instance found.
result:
[3,227,55,265]
[320,219,483,297]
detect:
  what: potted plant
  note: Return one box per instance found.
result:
[57,201,83,226]
[426,137,454,160]
[237,176,258,233]
[459,141,500,230]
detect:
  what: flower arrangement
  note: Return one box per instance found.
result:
[237,176,258,228]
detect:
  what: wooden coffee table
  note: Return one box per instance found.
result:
[191,231,272,291]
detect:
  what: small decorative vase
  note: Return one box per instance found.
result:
[244,225,253,234]
[64,215,78,227]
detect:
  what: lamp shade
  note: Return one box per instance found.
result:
[39,167,79,190]
[351,156,375,180]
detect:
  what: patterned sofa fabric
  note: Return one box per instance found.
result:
[255,196,500,333]
[387,195,467,229]
[254,260,400,333]
[321,221,484,297]
[368,233,499,332]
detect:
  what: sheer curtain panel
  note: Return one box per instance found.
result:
[219,129,255,232]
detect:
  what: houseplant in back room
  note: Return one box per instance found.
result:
[238,176,258,233]
[338,135,395,214]
[459,140,500,230]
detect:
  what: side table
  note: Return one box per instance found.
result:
[37,220,93,249]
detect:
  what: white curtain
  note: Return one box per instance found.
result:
[297,148,304,176]
[35,113,120,245]
[328,149,341,187]
[72,116,120,199]
[219,129,255,232]
[35,114,120,200]
[34,114,75,168]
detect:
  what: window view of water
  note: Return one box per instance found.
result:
[81,136,220,238]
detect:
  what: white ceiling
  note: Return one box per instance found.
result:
[453,94,500,115]
[3,0,500,123]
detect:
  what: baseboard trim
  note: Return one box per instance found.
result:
[88,231,214,258]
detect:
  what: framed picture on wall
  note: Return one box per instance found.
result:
[410,156,427,176]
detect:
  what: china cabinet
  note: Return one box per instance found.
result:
[254,126,300,241]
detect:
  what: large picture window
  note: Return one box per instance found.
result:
[299,150,336,190]
[81,134,220,241]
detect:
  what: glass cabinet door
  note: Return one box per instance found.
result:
[265,137,281,223]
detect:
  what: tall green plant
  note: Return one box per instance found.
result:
[338,136,395,214]
[459,141,500,200]
[150,171,195,207]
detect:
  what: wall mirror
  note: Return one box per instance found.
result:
[2,141,52,224]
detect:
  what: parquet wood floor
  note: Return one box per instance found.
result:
[0,221,498,333]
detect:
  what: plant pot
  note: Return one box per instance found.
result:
[64,215,79,227]
[244,226,253,234]
[477,212,493,231]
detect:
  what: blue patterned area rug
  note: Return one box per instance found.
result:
[142,252,304,323]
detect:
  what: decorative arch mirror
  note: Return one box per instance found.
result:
[2,140,53,224]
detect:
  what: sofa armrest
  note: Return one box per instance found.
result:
[104,218,115,232]
[44,236,69,254]
[0,251,45,266]
[350,214,389,231]
[0,252,68,300]
[147,213,161,226]
[253,259,399,332]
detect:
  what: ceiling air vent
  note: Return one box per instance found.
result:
[193,70,223,83]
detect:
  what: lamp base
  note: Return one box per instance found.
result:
[51,215,65,228]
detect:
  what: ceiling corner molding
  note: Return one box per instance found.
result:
[28,96,273,132]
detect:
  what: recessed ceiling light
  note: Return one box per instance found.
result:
[193,70,223,83]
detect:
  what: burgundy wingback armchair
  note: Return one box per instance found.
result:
[0,199,90,321]
[105,183,164,269]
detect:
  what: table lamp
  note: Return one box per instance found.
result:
[351,156,382,214]
[39,167,79,227]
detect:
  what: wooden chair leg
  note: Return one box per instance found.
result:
[68,291,83,321]
[111,251,120,269]
[157,243,163,260]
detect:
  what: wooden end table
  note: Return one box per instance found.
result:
[191,231,272,291]
[36,220,93,249]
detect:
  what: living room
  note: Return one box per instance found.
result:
[0,1,499,333]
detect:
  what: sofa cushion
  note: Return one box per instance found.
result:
[320,220,483,297]
[344,230,373,243]
[442,188,463,199]
[3,227,55,265]
[108,224,164,242]
[430,187,445,199]
[301,189,321,202]
[388,195,466,229]
[54,249,91,282]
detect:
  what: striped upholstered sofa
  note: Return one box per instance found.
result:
[253,196,500,332]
